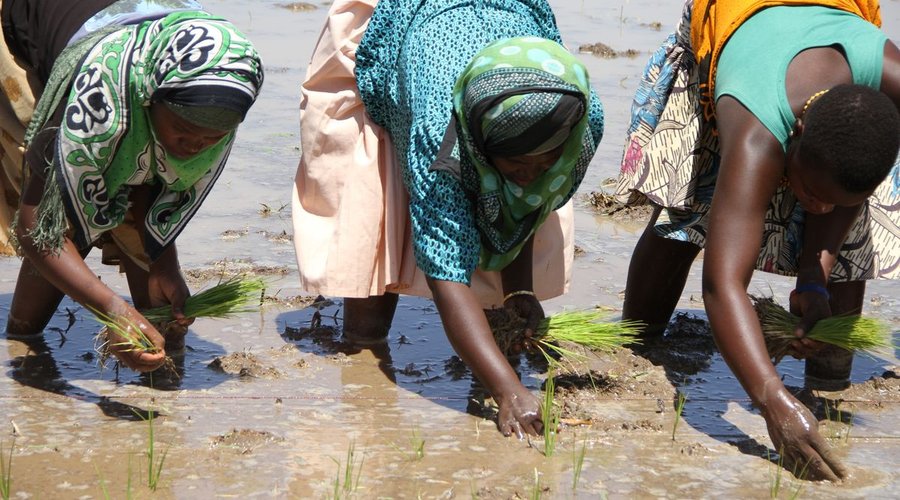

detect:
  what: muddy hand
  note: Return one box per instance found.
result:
[503,292,545,338]
[762,386,847,481]
[788,289,832,359]
[107,305,167,372]
[496,386,543,439]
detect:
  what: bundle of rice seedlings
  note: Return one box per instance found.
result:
[750,295,894,364]
[91,309,177,375]
[535,310,644,361]
[141,277,266,323]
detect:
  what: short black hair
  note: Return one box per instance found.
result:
[799,84,900,193]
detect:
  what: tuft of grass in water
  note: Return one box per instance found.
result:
[141,277,266,323]
[541,371,561,457]
[572,439,587,491]
[0,438,14,500]
[330,441,364,499]
[672,391,688,441]
[535,310,643,361]
[751,295,894,364]
[133,409,169,491]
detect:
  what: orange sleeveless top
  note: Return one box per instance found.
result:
[691,0,881,118]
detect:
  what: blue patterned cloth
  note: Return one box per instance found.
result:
[356,0,603,284]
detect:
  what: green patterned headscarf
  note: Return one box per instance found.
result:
[27,11,262,259]
[451,37,594,270]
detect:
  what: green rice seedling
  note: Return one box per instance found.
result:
[389,429,426,461]
[751,295,894,364]
[133,409,169,491]
[141,277,266,323]
[330,441,364,499]
[534,310,643,362]
[572,439,587,491]
[0,438,13,500]
[91,308,177,376]
[541,371,561,457]
[410,429,425,461]
[768,447,807,499]
[531,468,542,500]
[93,462,110,500]
[672,391,688,441]
[126,453,134,500]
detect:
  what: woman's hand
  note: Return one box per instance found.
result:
[147,246,194,346]
[788,288,831,358]
[760,385,847,482]
[105,302,167,372]
[503,292,545,339]
[496,385,543,439]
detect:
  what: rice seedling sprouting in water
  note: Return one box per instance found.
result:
[541,370,561,457]
[531,468,543,500]
[768,446,806,499]
[141,277,266,324]
[751,295,894,364]
[331,441,364,499]
[0,437,14,500]
[137,409,169,491]
[572,439,587,491]
[672,391,687,441]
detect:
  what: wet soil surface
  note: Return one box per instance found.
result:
[0,0,898,498]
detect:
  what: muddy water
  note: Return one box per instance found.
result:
[1,0,899,498]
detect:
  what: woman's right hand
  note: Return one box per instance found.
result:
[760,385,847,482]
[496,385,543,439]
[105,303,167,372]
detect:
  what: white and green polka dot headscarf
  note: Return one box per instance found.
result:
[452,37,593,270]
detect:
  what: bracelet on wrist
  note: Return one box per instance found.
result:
[793,283,830,301]
[503,290,536,302]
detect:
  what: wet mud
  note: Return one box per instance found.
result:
[578,42,642,59]
[0,0,898,498]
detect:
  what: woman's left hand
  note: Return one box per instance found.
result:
[504,292,544,338]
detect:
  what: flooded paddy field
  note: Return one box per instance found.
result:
[1,0,898,497]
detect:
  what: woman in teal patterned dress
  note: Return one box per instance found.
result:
[294,0,603,437]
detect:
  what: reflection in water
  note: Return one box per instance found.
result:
[7,337,151,420]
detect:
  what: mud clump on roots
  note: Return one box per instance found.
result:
[208,351,282,379]
[578,42,641,59]
[277,2,317,11]
[210,429,285,454]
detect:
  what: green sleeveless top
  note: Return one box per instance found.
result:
[715,5,887,150]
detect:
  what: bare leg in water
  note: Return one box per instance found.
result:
[342,292,399,345]
[622,207,701,336]
[6,251,88,338]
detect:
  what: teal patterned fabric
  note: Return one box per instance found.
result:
[451,37,595,271]
[356,0,604,284]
